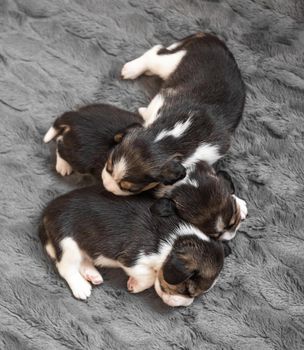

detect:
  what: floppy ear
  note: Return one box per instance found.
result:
[158,159,186,185]
[217,170,235,194]
[222,241,232,258]
[150,198,176,217]
[114,123,142,143]
[163,252,194,285]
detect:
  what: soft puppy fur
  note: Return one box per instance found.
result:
[40,186,229,307]
[102,33,246,196]
[151,161,248,241]
[43,104,143,177]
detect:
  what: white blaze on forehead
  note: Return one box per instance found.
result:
[113,157,127,181]
[182,143,220,169]
[154,118,192,142]
[174,223,210,242]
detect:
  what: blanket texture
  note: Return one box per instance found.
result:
[1,0,304,349]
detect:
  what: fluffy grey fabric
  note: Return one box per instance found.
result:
[1,0,303,349]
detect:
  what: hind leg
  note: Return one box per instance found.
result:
[55,137,73,176]
[121,44,186,81]
[56,238,92,300]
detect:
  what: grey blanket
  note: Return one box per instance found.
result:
[1,0,304,349]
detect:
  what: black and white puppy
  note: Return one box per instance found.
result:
[102,32,246,196]
[152,161,248,241]
[43,104,143,177]
[40,186,230,307]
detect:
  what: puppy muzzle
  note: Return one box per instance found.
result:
[154,279,194,307]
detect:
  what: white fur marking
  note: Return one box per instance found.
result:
[167,42,180,50]
[182,143,220,169]
[155,118,192,142]
[233,195,248,220]
[143,94,164,127]
[45,242,56,259]
[122,45,186,81]
[121,45,163,80]
[220,230,237,241]
[56,149,73,176]
[175,223,210,242]
[150,49,186,80]
[94,255,121,268]
[44,126,58,143]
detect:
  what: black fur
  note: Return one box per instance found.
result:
[49,104,143,177]
[41,186,226,299]
[152,161,243,238]
[108,33,246,192]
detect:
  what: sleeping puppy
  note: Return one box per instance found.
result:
[40,186,230,307]
[102,32,246,196]
[151,161,248,241]
[43,105,247,241]
[43,104,143,177]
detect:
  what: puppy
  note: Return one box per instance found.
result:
[102,33,246,196]
[151,161,248,241]
[43,104,143,177]
[40,186,230,307]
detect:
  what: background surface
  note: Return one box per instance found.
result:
[0,0,304,349]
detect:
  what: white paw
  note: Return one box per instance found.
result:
[56,156,73,176]
[233,195,248,220]
[121,59,145,80]
[80,264,103,285]
[71,278,92,300]
[127,276,154,293]
[138,107,147,118]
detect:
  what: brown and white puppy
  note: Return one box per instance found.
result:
[102,33,246,196]
[40,186,230,307]
[151,161,248,241]
[43,104,143,178]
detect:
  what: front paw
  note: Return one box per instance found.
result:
[71,279,92,300]
[121,59,144,80]
[234,195,248,220]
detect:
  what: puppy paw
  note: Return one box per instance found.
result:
[71,279,92,300]
[127,277,139,293]
[127,276,154,293]
[138,107,147,118]
[80,264,103,285]
[121,59,145,80]
[234,195,248,220]
[56,156,73,176]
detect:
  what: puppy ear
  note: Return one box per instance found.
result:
[150,198,176,217]
[222,241,232,257]
[114,123,142,143]
[217,170,235,194]
[163,252,193,285]
[158,159,186,185]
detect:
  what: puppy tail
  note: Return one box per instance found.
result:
[43,126,59,143]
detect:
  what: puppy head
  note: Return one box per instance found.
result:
[151,162,245,240]
[102,128,186,196]
[155,234,225,307]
